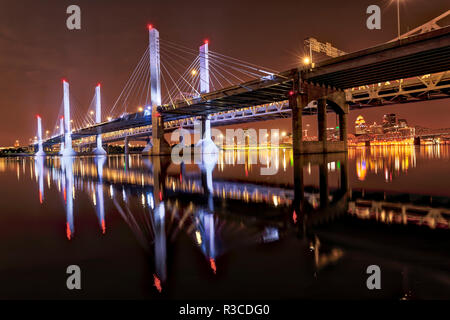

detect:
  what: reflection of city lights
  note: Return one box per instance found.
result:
[273,195,278,207]
[195,230,202,245]
[153,274,162,293]
[356,161,367,181]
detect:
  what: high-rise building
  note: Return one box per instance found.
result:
[355,115,368,135]
[383,113,397,132]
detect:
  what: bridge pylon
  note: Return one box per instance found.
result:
[61,80,76,157]
[35,115,45,156]
[58,116,65,155]
[93,84,107,155]
[142,26,171,156]
[195,41,219,155]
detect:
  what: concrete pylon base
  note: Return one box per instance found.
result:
[93,147,107,156]
[143,138,171,156]
[61,148,76,157]
[141,141,153,155]
[195,139,219,155]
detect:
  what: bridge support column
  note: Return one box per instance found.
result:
[61,80,76,157]
[35,115,45,156]
[93,84,107,156]
[142,26,171,156]
[124,136,129,154]
[142,137,152,154]
[59,117,65,155]
[143,109,171,156]
[290,72,306,154]
[195,115,219,154]
[194,41,218,155]
[339,111,348,149]
[318,97,328,152]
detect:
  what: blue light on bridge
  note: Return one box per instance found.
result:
[144,106,152,117]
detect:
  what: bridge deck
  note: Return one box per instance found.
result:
[160,26,450,120]
[42,27,450,146]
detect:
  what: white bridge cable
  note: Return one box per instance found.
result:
[128,55,150,111]
[69,93,90,131]
[159,38,200,57]
[113,49,148,116]
[120,51,150,114]
[209,63,238,86]
[209,58,265,81]
[100,38,280,122]
[165,57,200,101]
[165,58,201,102]
[160,52,202,101]
[160,60,189,106]
[84,94,97,127]
[209,50,279,74]
[51,100,65,138]
[107,46,150,118]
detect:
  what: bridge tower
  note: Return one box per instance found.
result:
[35,115,45,156]
[59,116,65,155]
[195,41,219,155]
[142,26,171,156]
[93,84,107,155]
[61,80,76,156]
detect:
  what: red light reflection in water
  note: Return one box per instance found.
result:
[293,210,297,224]
[39,191,43,204]
[210,258,217,274]
[101,219,106,234]
[153,274,162,292]
[66,222,71,240]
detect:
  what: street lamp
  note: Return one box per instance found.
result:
[303,56,311,65]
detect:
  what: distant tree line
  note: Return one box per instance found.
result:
[107,145,144,154]
[0,147,30,156]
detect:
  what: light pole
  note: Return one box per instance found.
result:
[397,0,401,39]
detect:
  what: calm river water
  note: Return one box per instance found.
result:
[0,145,449,299]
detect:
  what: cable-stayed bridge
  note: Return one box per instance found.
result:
[34,14,450,156]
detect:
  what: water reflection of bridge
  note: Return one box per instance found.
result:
[12,150,449,296]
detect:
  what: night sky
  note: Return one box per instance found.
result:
[0,0,449,146]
